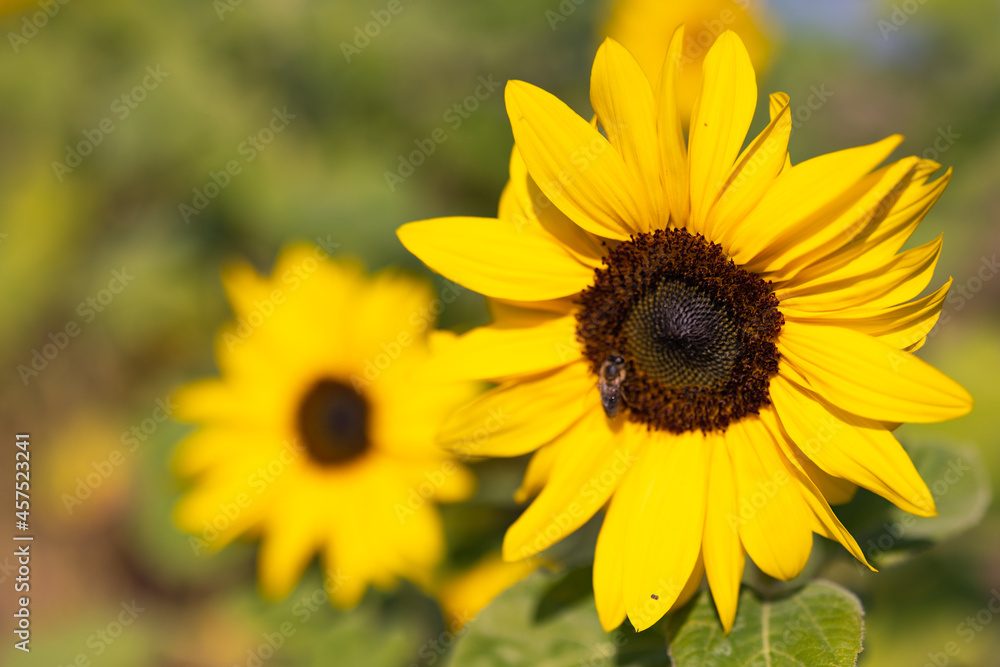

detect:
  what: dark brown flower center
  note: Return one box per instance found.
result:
[297,379,370,465]
[576,228,783,433]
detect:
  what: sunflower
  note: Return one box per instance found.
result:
[173,244,476,606]
[602,0,773,116]
[397,30,972,633]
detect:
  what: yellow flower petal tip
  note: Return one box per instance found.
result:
[436,553,541,630]
[397,29,969,633]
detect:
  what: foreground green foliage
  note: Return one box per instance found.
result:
[667,583,863,667]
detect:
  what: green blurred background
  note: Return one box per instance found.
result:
[0,0,997,665]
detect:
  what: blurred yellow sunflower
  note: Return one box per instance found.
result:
[603,0,773,116]
[398,30,972,633]
[173,243,476,606]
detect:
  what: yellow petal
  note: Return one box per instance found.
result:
[783,279,952,351]
[848,165,951,265]
[514,441,562,504]
[397,217,593,301]
[501,146,607,267]
[503,413,641,562]
[624,430,711,631]
[173,379,255,426]
[776,236,943,311]
[688,31,757,234]
[783,441,858,506]
[655,26,690,226]
[594,489,631,631]
[762,157,922,282]
[591,39,664,231]
[769,375,936,516]
[672,554,706,612]
[173,470,267,551]
[708,94,790,242]
[777,321,972,423]
[768,93,793,174]
[258,494,320,599]
[727,416,813,581]
[772,163,949,295]
[488,296,577,321]
[702,433,745,634]
[759,408,873,570]
[506,80,645,240]
[425,314,581,382]
[730,135,903,267]
[769,92,789,119]
[438,363,591,458]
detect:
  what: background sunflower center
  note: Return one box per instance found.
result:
[297,379,370,465]
[576,229,783,433]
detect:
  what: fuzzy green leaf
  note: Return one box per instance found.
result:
[667,581,864,667]
[448,571,662,666]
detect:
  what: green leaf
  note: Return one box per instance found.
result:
[448,571,659,667]
[533,566,594,623]
[667,581,864,667]
[836,440,991,567]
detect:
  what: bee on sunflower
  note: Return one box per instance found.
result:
[397,29,972,632]
[173,244,476,607]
